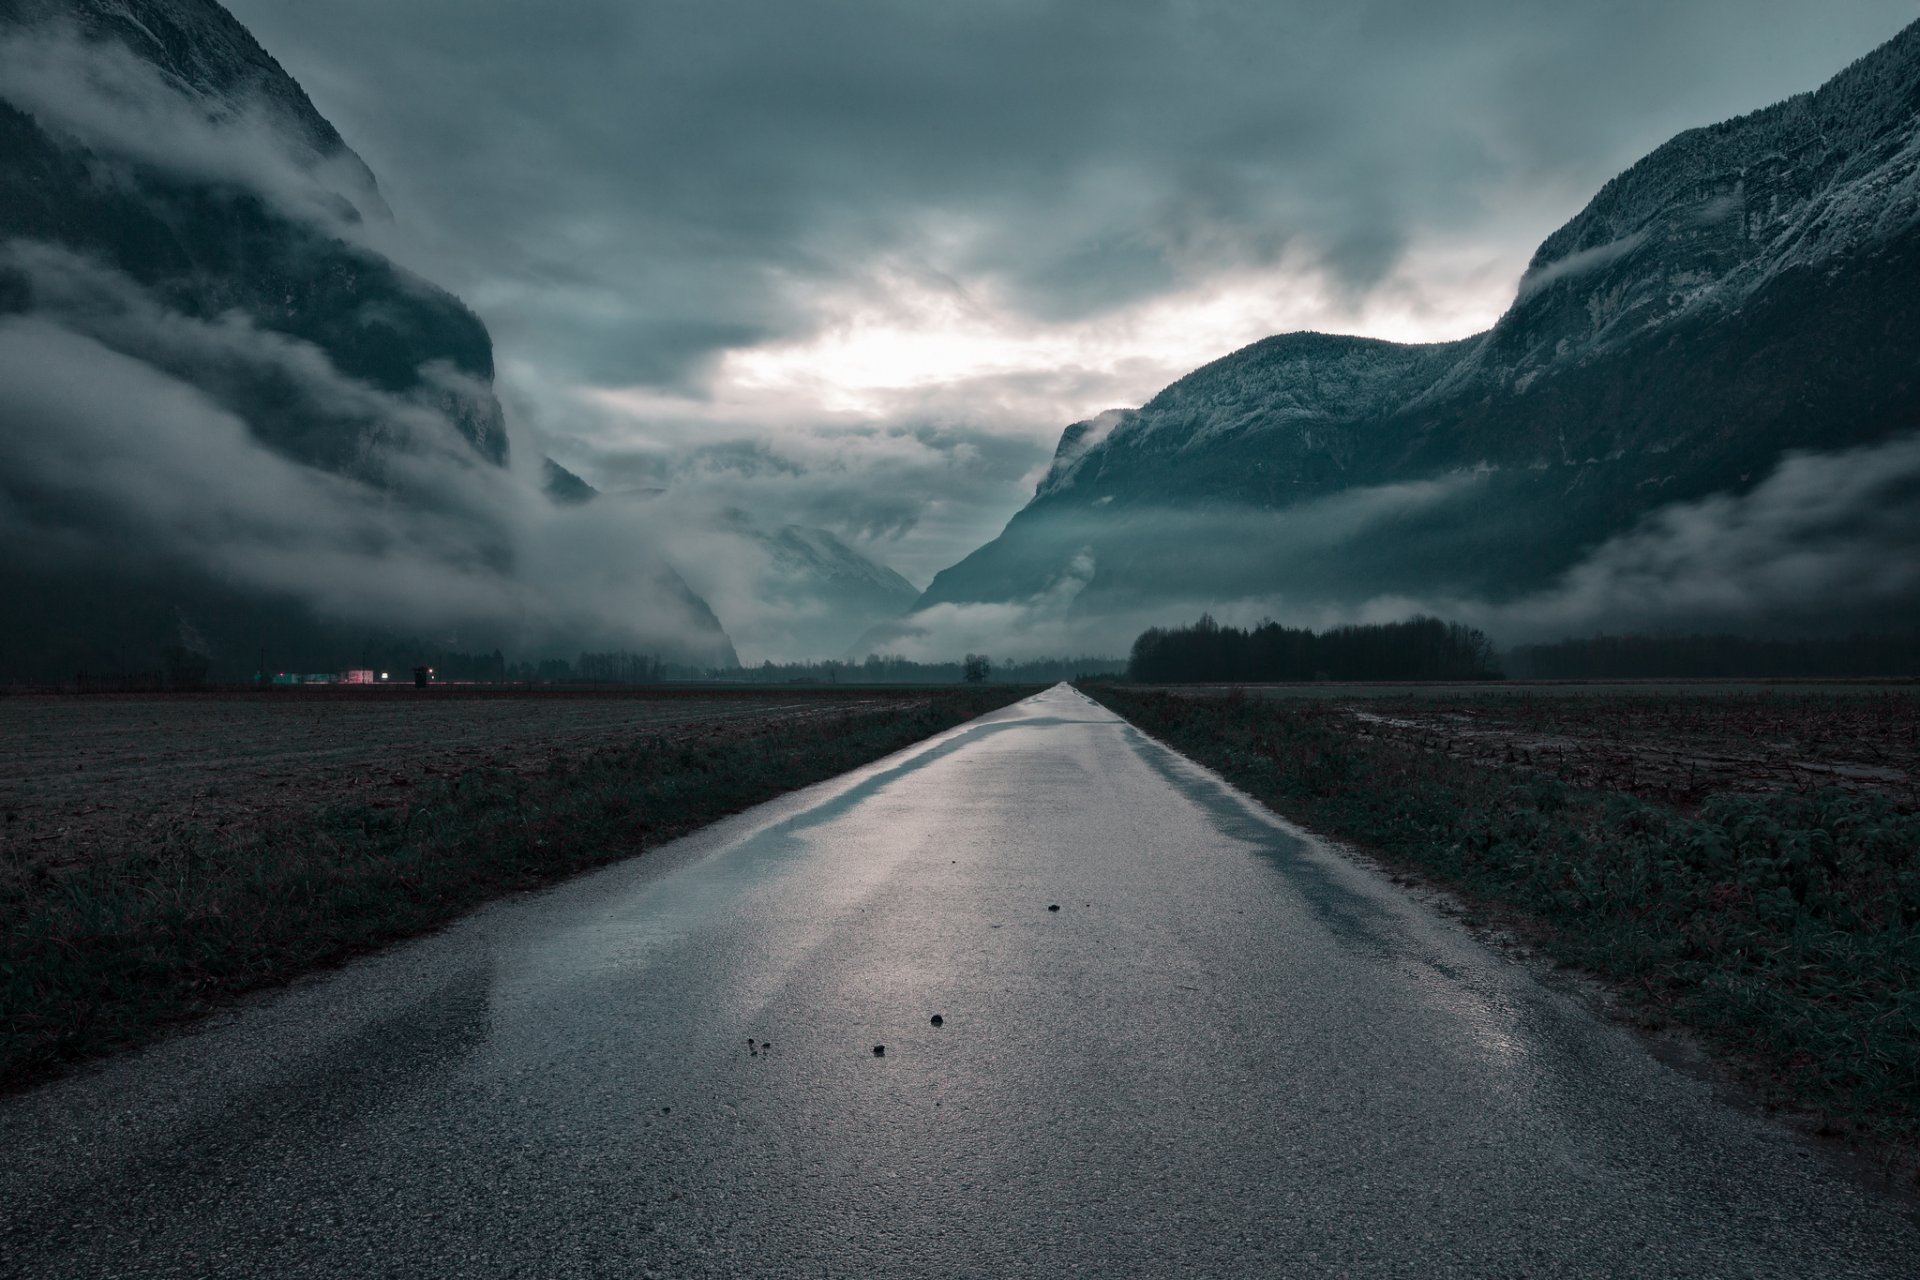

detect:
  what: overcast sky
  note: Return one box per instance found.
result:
[226,0,1919,584]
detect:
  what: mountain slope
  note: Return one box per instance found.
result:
[754,524,921,658]
[921,20,1920,641]
[535,466,908,662]
[0,0,737,675]
[0,0,506,468]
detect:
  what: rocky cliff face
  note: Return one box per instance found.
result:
[921,19,1920,639]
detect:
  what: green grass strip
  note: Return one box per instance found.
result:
[1,688,1029,1089]
[1083,686,1920,1158]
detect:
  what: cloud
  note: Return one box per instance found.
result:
[0,22,387,239]
[1,239,501,521]
[561,373,1057,585]
[218,0,1920,580]
[855,546,1107,662]
[862,434,1920,659]
[12,3,1920,665]
[1515,230,1649,299]
[1243,436,1920,646]
[0,316,503,620]
[864,472,1485,659]
[0,244,735,662]
[1485,434,1920,638]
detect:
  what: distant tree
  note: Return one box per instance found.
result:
[962,653,993,683]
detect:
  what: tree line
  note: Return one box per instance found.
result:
[240,644,1126,687]
[361,648,688,684]
[1127,615,1501,683]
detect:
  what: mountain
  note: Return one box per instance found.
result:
[752,524,920,658]
[919,20,1920,642]
[0,0,736,676]
[543,457,598,506]
[536,464,907,661]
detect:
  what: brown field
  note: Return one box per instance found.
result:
[0,687,934,875]
[1242,688,1920,812]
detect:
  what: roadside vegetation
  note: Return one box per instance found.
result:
[1083,685,1920,1170]
[0,687,1027,1090]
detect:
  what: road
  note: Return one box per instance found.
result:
[3,685,1916,1277]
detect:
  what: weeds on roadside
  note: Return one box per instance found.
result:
[1085,688,1920,1165]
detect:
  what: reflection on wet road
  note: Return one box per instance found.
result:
[3,685,1916,1277]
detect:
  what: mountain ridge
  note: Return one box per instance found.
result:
[917,17,1920,640]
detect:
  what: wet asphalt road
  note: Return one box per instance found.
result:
[3,685,1917,1277]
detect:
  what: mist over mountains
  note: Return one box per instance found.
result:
[896,19,1920,656]
[540,463,920,660]
[0,0,736,677]
[3,2,1917,675]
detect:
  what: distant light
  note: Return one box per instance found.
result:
[380,672,388,679]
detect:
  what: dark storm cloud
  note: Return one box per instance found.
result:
[227,0,1917,382]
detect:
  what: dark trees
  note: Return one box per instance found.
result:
[1127,615,1500,683]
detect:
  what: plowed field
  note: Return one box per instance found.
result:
[0,688,921,874]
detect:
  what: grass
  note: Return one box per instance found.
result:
[0,687,1028,1090]
[1082,685,1920,1168]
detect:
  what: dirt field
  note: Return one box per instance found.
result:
[0,688,925,873]
[1145,679,1920,700]
[1334,692,1920,812]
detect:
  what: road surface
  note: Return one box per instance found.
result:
[3,685,1916,1277]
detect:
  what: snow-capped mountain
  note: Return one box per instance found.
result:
[919,18,1920,640]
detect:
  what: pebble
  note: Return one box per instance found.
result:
[873,1045,886,1057]
[930,1014,944,1027]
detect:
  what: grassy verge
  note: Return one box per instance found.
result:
[1,688,1029,1089]
[1082,685,1920,1168]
